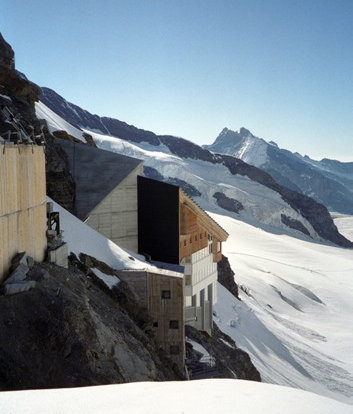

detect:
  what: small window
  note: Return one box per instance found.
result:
[200,233,202,239]
[169,320,179,329]
[170,345,180,355]
[161,290,171,299]
[153,321,158,327]
[183,240,187,246]
[195,235,197,241]
[190,237,192,243]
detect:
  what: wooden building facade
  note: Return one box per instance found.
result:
[138,176,228,333]
[118,269,185,370]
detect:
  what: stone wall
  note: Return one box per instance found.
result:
[0,144,47,281]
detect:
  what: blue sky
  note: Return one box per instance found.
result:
[1,0,353,161]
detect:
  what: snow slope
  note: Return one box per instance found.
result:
[36,102,345,243]
[87,128,321,242]
[0,379,351,414]
[48,197,157,272]
[333,213,353,241]
[213,213,353,404]
[35,101,85,142]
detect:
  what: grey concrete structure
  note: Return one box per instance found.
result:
[56,139,144,251]
[48,243,68,268]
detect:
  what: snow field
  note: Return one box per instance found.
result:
[0,379,352,414]
[212,213,353,404]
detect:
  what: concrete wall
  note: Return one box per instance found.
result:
[86,164,143,252]
[0,144,47,281]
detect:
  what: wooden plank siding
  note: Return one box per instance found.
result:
[147,272,185,370]
[0,145,47,281]
[119,269,185,371]
[179,189,228,263]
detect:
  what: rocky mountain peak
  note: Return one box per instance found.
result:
[0,32,15,70]
[238,127,252,137]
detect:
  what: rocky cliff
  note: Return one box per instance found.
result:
[0,260,181,390]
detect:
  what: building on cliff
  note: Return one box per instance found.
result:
[137,176,229,334]
[55,138,228,366]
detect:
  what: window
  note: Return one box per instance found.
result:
[200,233,202,239]
[209,243,213,254]
[170,345,180,355]
[195,235,197,241]
[153,321,158,327]
[190,237,192,243]
[183,240,186,247]
[161,290,171,299]
[217,241,222,253]
[169,320,179,329]
[185,274,191,285]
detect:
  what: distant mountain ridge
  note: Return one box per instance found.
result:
[204,127,353,214]
[38,87,352,248]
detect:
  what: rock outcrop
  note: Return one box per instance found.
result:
[213,192,244,214]
[281,214,310,236]
[217,255,239,300]
[0,260,181,390]
[185,324,260,381]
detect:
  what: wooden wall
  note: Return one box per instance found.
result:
[147,272,185,370]
[0,145,47,281]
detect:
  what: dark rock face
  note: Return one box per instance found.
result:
[0,262,180,390]
[159,135,214,162]
[45,132,76,212]
[281,214,310,236]
[143,167,201,197]
[82,132,97,147]
[0,34,39,108]
[217,255,239,299]
[185,324,260,381]
[52,130,84,144]
[167,178,201,197]
[213,192,244,214]
[144,166,165,181]
[220,155,353,248]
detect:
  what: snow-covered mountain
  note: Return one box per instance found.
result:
[36,90,352,248]
[205,127,353,214]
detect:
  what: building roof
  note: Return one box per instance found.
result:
[179,189,229,241]
[56,139,143,220]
